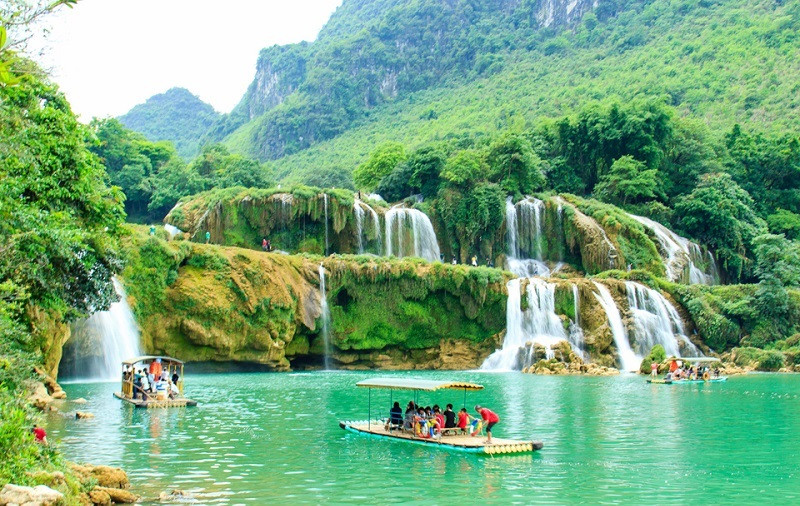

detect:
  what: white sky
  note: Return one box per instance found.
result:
[34,0,342,120]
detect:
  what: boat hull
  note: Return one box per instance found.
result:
[113,392,197,408]
[647,377,728,384]
[339,420,543,455]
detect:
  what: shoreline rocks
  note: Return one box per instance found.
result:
[0,484,63,506]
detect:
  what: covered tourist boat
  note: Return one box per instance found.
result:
[647,357,727,384]
[113,355,197,408]
[339,377,543,455]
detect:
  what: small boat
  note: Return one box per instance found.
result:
[647,357,728,384]
[339,377,543,455]
[113,355,197,408]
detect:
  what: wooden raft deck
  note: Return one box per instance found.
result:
[647,376,728,385]
[340,420,543,455]
[113,392,197,408]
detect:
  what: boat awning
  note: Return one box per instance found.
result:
[121,355,184,366]
[356,378,484,391]
[670,357,720,363]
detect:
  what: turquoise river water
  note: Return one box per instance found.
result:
[48,372,800,504]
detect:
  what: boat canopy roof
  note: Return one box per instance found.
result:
[121,355,184,366]
[670,357,720,363]
[356,378,484,391]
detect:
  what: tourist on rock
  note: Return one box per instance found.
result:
[475,405,500,444]
[451,256,457,265]
[262,238,268,251]
[471,255,478,267]
[205,231,210,243]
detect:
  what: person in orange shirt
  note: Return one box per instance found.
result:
[149,358,162,379]
[669,359,678,373]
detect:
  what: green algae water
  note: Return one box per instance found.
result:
[47,372,800,503]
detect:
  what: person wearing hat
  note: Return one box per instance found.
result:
[475,405,500,444]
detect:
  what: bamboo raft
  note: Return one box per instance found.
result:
[340,377,544,455]
[340,420,543,455]
[647,377,727,385]
[113,392,197,408]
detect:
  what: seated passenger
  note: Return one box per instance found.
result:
[385,402,403,430]
[457,408,470,434]
[443,404,456,430]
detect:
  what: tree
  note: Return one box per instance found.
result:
[440,149,484,188]
[751,234,800,338]
[594,155,659,206]
[353,142,407,191]
[0,67,124,318]
[767,209,800,240]
[407,146,445,198]
[302,166,355,190]
[675,173,767,281]
[486,132,544,196]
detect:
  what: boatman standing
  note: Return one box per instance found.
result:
[475,405,500,445]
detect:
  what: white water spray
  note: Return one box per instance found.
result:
[322,193,330,255]
[384,206,440,262]
[625,282,700,357]
[68,278,143,380]
[505,197,550,277]
[482,278,568,370]
[568,284,587,360]
[318,264,332,370]
[592,281,640,371]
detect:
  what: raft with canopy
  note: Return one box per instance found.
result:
[647,357,727,384]
[339,377,543,455]
[113,355,197,408]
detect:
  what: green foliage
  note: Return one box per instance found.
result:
[675,173,767,281]
[301,165,355,190]
[486,133,544,197]
[594,155,659,206]
[118,87,220,160]
[639,344,666,374]
[441,150,484,188]
[767,209,800,240]
[353,142,407,191]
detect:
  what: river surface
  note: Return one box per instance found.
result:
[48,372,800,504]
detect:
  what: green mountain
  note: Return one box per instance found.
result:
[206,0,800,182]
[118,87,220,160]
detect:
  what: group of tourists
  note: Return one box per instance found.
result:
[662,358,720,381]
[443,255,494,268]
[261,238,272,251]
[124,358,181,401]
[386,402,500,443]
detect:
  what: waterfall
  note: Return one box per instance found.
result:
[482,278,568,370]
[318,264,332,370]
[322,193,330,255]
[354,199,382,255]
[592,281,640,371]
[629,214,720,284]
[505,197,550,277]
[568,284,587,360]
[353,201,365,254]
[65,278,143,381]
[164,224,182,238]
[625,282,700,357]
[384,206,440,262]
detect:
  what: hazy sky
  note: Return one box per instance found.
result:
[35,0,342,120]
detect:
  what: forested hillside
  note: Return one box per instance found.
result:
[118,87,219,160]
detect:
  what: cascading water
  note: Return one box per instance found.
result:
[164,224,182,238]
[353,201,365,254]
[318,264,332,370]
[482,278,568,370]
[568,284,587,360]
[625,282,700,357]
[384,206,440,262]
[64,278,143,380]
[592,281,640,371]
[354,199,382,255]
[629,214,720,285]
[505,197,550,277]
[322,193,330,255]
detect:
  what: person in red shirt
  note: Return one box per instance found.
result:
[475,405,500,444]
[457,408,470,433]
[33,425,47,445]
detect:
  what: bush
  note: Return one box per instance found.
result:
[639,344,666,374]
[757,350,785,371]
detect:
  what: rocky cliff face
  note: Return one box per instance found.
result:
[211,0,607,158]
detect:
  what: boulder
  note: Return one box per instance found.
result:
[27,381,54,411]
[73,397,87,404]
[88,488,111,505]
[69,464,130,489]
[76,411,95,419]
[159,489,192,502]
[94,486,139,504]
[0,484,63,505]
